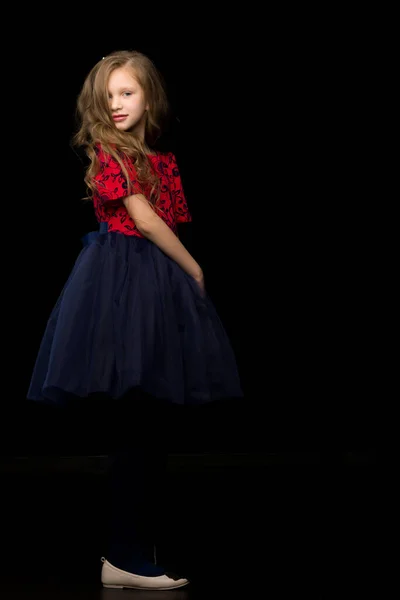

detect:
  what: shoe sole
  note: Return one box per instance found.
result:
[103,582,190,590]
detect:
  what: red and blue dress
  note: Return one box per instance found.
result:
[27,145,243,407]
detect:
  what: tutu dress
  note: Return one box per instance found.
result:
[27,145,243,408]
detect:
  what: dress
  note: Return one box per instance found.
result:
[27,145,244,407]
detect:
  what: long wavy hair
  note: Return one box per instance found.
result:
[72,50,170,213]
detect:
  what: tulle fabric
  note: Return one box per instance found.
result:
[27,225,244,408]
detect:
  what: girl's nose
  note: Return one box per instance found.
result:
[111,98,122,111]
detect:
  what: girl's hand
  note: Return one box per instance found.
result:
[194,271,205,297]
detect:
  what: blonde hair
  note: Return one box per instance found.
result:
[72,50,170,213]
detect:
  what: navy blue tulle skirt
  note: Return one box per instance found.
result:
[27,223,244,408]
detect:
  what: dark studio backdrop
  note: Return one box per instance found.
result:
[1,20,374,458]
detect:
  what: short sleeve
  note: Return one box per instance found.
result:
[170,153,192,223]
[94,145,142,206]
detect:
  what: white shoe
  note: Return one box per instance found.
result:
[100,557,190,590]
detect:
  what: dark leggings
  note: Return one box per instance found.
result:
[105,393,175,568]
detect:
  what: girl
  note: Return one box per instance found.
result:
[27,50,243,590]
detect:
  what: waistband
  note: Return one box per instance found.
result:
[81,222,109,247]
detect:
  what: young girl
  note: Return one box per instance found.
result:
[27,50,243,590]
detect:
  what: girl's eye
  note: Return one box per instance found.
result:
[108,92,132,99]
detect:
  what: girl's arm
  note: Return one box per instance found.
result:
[123,194,202,280]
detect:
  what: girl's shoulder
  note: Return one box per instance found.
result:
[94,142,115,163]
[153,150,177,163]
[150,151,177,169]
[94,144,177,171]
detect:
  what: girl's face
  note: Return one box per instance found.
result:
[107,67,149,136]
